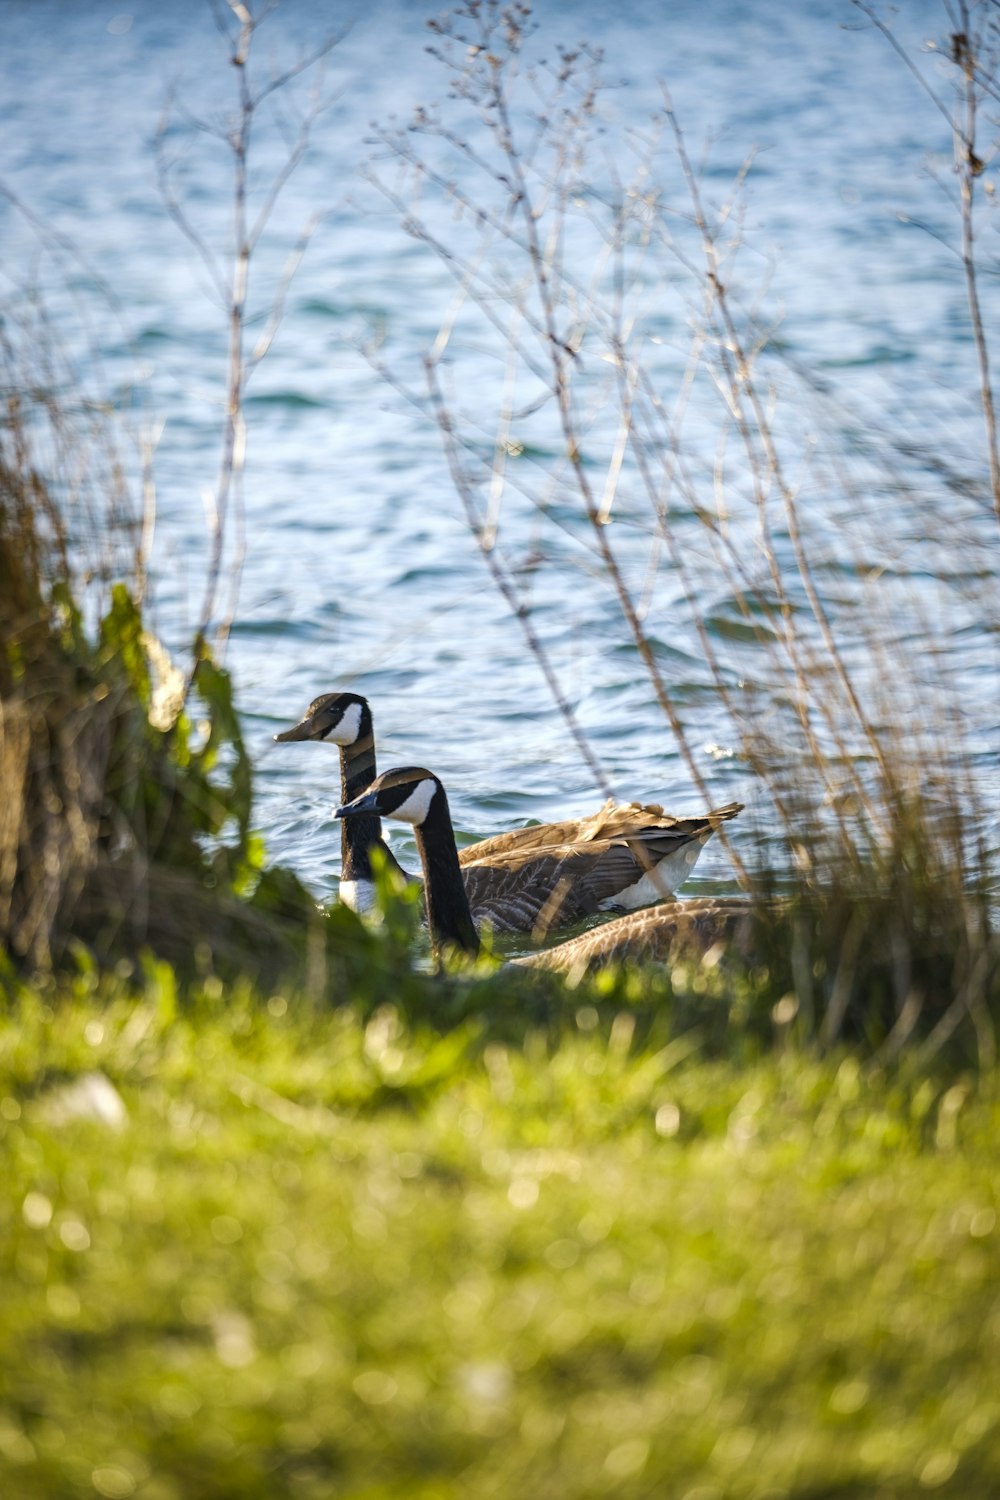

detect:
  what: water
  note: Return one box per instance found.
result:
[2,0,997,898]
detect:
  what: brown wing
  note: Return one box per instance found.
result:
[457,802,743,936]
[460,850,600,935]
[460,835,689,936]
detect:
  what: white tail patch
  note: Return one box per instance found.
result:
[324,701,363,746]
[391,778,438,827]
[598,834,710,912]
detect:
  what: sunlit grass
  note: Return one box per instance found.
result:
[1,977,997,1499]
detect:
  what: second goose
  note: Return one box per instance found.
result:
[277,691,741,934]
[336,765,747,959]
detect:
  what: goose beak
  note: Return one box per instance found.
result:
[335,789,381,819]
[274,717,315,743]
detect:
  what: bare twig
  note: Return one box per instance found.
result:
[425,357,615,799]
[155,2,342,674]
[856,0,1000,529]
[370,1,997,1064]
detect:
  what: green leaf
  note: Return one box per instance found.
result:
[99,583,150,704]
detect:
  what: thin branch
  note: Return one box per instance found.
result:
[852,1,959,137]
[425,356,615,799]
[154,103,228,307]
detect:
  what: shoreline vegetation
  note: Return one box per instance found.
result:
[2,2,999,1496]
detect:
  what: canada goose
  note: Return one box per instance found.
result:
[336,766,745,959]
[278,694,741,931]
[274,692,408,911]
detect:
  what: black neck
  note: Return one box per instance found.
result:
[339,712,383,883]
[414,788,480,958]
[341,708,377,803]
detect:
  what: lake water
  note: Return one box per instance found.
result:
[2,0,997,898]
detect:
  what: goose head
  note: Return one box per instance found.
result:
[337,767,479,958]
[336,767,442,827]
[274,691,368,747]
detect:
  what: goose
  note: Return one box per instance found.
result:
[335,765,747,961]
[274,691,409,911]
[277,693,742,933]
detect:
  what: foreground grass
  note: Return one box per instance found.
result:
[0,972,998,1500]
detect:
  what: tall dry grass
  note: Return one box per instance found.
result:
[369,0,1000,1056]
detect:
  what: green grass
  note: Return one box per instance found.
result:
[1,969,998,1500]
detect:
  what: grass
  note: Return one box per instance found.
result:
[1,970,998,1500]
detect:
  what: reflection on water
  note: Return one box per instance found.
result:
[1,0,997,896]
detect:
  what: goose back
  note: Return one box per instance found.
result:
[510,898,758,974]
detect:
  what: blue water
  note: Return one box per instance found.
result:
[2,0,997,896]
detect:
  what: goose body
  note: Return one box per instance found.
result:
[278,693,742,933]
[336,766,747,964]
[455,798,741,935]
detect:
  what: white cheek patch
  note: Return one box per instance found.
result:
[325,701,363,746]
[391,779,438,826]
